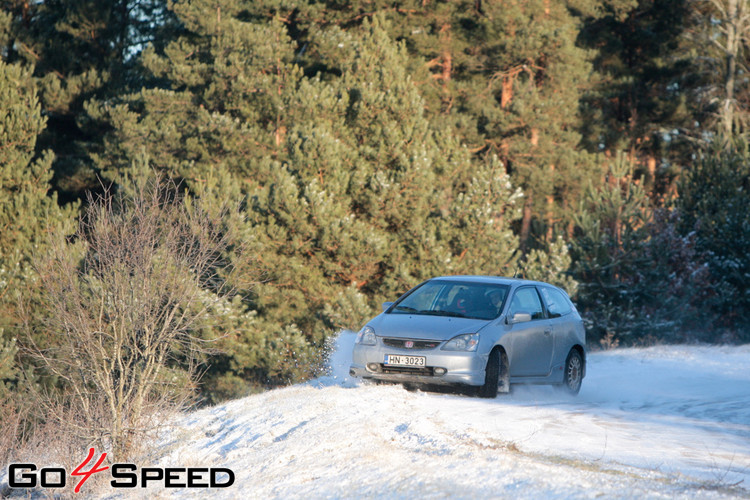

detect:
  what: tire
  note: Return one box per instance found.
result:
[561,349,583,395]
[479,349,510,398]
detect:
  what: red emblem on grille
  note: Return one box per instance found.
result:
[405,341,414,348]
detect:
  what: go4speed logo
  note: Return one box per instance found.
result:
[8,448,235,493]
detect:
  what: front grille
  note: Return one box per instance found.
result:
[379,365,435,376]
[382,338,440,349]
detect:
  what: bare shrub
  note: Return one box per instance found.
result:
[1,398,118,496]
[599,332,620,351]
[28,177,240,460]
[0,394,23,467]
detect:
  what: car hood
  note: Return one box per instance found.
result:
[368,313,492,341]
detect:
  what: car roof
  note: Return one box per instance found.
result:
[429,275,551,287]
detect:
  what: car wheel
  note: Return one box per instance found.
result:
[562,349,583,395]
[479,349,510,398]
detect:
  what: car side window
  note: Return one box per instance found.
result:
[540,287,572,318]
[508,287,545,320]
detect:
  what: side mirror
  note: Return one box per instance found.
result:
[508,312,532,324]
[382,301,394,312]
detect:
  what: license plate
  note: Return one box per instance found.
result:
[384,354,426,367]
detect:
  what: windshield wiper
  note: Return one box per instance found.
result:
[418,310,468,318]
[393,305,418,313]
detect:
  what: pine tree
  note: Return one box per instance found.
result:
[91,8,526,398]
[578,0,697,196]
[675,139,750,337]
[449,0,600,247]
[86,0,329,397]
[279,0,601,247]
[1,0,178,200]
[570,153,653,341]
[571,144,742,343]
[0,60,77,389]
[246,17,523,336]
[89,2,305,188]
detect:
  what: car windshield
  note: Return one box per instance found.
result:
[389,281,509,320]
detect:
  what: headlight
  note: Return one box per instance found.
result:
[441,333,480,352]
[356,326,377,346]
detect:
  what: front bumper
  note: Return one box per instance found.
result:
[350,342,487,386]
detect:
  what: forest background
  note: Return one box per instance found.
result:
[0,0,749,461]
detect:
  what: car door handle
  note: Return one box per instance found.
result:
[544,329,552,336]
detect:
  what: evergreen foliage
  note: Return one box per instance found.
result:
[86,1,339,397]
[519,236,578,295]
[0,60,76,393]
[91,9,526,398]
[579,0,697,194]
[1,0,748,407]
[572,150,730,344]
[571,154,653,341]
[675,139,750,338]
[0,331,16,396]
[291,0,601,245]
[247,17,524,329]
[1,0,179,200]
[447,0,600,245]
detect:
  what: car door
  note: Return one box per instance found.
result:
[507,286,554,377]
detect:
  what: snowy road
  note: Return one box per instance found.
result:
[139,333,750,499]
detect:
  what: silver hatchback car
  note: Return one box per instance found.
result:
[350,276,586,397]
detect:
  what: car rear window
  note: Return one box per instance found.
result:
[540,287,573,318]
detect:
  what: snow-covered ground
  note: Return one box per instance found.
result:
[4,335,750,498]
[141,334,750,499]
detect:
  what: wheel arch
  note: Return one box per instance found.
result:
[571,344,586,378]
[491,343,508,357]
[490,343,509,368]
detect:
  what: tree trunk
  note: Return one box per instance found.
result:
[520,193,533,252]
[722,0,739,137]
[501,74,515,108]
[546,163,555,242]
[646,154,656,196]
[520,128,540,251]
